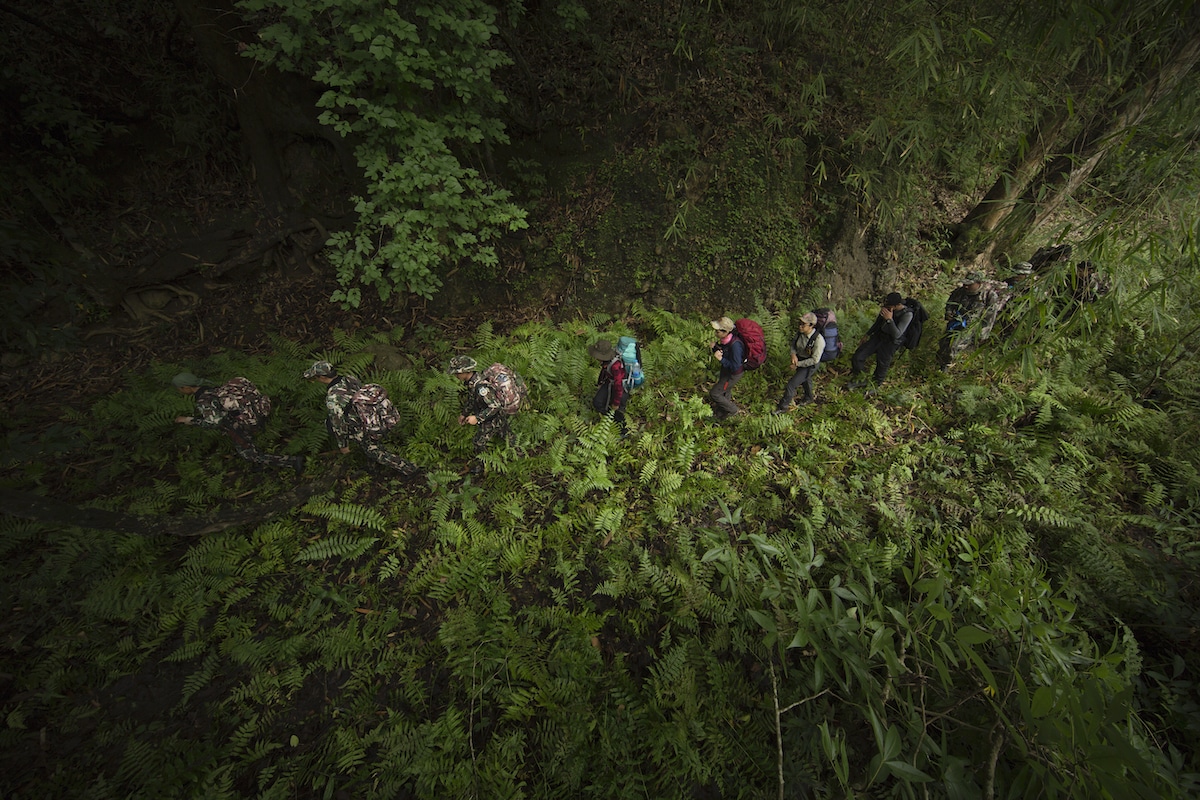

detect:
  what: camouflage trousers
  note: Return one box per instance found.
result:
[473,414,511,454]
[226,428,294,469]
[937,329,976,367]
[357,435,422,477]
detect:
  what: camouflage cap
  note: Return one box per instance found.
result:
[172,372,204,389]
[965,271,986,284]
[1013,262,1034,275]
[303,360,335,379]
[447,356,478,375]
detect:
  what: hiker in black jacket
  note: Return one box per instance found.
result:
[848,293,913,388]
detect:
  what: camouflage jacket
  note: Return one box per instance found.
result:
[946,281,1005,338]
[324,375,364,448]
[463,373,505,423]
[191,378,269,432]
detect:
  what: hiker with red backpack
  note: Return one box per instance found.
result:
[303,360,423,479]
[173,372,304,473]
[708,316,766,419]
[447,355,528,475]
[773,312,825,413]
[847,292,914,390]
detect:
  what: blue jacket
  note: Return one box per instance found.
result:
[716,336,746,374]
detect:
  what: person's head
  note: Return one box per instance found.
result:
[172,372,203,395]
[883,292,904,310]
[798,312,818,331]
[447,356,478,381]
[588,339,618,362]
[710,316,735,338]
[303,361,337,384]
[964,271,985,292]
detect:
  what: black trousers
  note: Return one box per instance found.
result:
[776,365,817,409]
[850,337,901,383]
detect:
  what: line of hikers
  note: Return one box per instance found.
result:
[173,247,1105,479]
[173,356,527,480]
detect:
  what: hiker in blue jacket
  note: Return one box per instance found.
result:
[708,316,745,419]
[847,292,913,388]
[773,312,825,413]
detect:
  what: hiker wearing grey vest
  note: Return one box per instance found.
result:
[774,312,825,413]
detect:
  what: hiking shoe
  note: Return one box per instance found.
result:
[846,380,867,389]
[797,397,814,406]
[771,408,788,415]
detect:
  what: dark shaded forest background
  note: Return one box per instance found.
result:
[4,1,1200,798]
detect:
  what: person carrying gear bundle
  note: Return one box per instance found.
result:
[173,372,303,473]
[303,360,424,479]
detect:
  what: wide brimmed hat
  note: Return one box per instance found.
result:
[588,339,618,361]
[171,372,205,389]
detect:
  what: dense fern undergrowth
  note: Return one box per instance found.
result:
[3,285,1200,798]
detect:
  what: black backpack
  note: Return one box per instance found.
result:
[902,298,929,350]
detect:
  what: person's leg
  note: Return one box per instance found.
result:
[873,341,900,383]
[470,415,511,474]
[937,331,953,367]
[227,428,298,470]
[849,340,879,386]
[709,370,743,417]
[797,367,816,403]
[360,437,423,477]
[775,368,807,411]
[613,392,630,433]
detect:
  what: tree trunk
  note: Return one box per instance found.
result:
[953,23,1200,267]
[950,109,1069,252]
[173,0,360,215]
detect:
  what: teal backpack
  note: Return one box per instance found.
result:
[616,336,645,390]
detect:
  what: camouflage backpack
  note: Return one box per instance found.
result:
[350,384,400,435]
[215,378,272,428]
[480,363,528,415]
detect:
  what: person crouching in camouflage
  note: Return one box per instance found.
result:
[937,272,1004,369]
[447,356,515,475]
[173,373,303,473]
[302,360,424,479]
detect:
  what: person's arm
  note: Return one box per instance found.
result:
[325,388,354,449]
[184,392,225,430]
[883,309,913,341]
[473,383,504,424]
[719,338,745,371]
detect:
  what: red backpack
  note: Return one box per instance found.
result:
[733,318,767,369]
